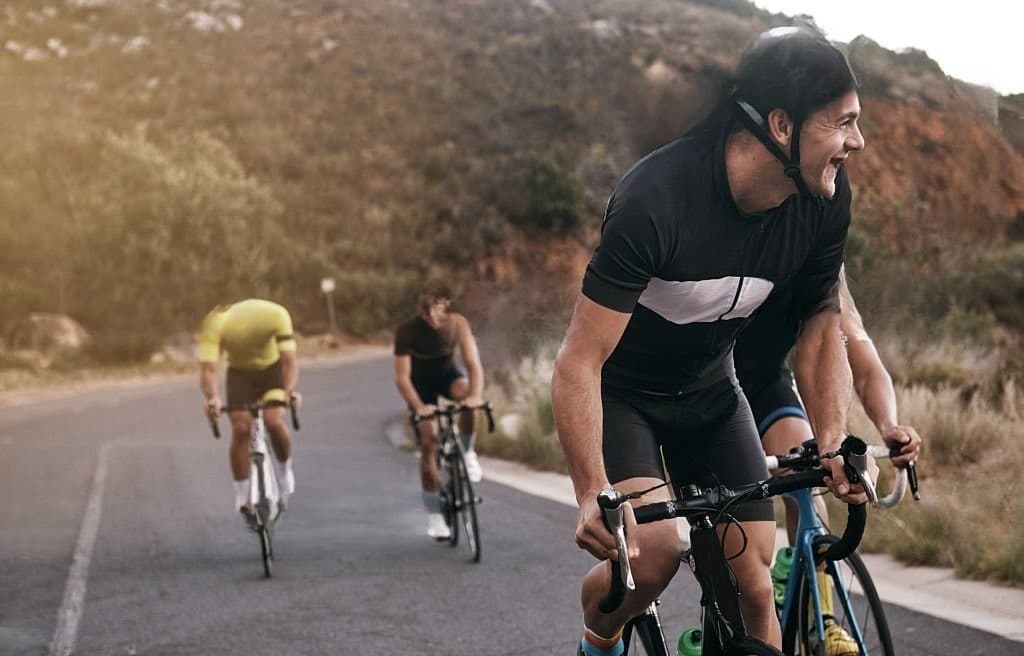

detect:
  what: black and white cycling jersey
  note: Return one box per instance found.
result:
[583,129,850,395]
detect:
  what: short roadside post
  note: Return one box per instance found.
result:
[320,277,338,336]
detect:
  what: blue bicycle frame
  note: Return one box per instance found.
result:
[778,487,868,655]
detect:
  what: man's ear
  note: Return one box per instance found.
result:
[766,108,793,147]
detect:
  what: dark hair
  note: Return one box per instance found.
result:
[684,25,857,141]
[733,25,857,123]
[418,281,453,313]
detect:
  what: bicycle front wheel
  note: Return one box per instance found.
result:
[798,535,893,656]
[454,450,481,563]
[259,527,273,579]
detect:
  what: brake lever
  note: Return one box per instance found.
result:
[843,436,878,505]
[597,489,635,592]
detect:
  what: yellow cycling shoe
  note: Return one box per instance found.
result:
[822,616,860,656]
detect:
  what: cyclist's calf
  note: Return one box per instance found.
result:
[721,520,781,646]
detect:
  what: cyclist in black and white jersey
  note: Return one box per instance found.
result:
[552,26,871,655]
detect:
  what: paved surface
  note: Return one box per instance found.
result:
[0,352,1020,655]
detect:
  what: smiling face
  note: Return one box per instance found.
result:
[797,90,865,198]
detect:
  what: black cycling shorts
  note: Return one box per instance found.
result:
[745,368,807,437]
[226,359,286,409]
[602,376,774,523]
[412,365,467,405]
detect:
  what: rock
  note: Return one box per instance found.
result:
[5,313,91,356]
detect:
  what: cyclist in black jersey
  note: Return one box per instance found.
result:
[394,282,485,540]
[735,268,922,654]
[552,26,871,655]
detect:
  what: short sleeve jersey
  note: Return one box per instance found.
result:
[582,129,851,394]
[393,315,458,380]
[198,299,296,371]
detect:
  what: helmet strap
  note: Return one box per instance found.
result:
[733,99,817,200]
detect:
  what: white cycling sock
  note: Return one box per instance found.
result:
[460,432,476,452]
[234,479,250,510]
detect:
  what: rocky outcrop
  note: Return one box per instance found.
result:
[5,314,91,356]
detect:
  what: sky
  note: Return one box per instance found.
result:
[752,0,1022,95]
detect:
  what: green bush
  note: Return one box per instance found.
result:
[504,156,584,234]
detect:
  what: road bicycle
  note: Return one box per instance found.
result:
[210,395,300,578]
[411,401,495,563]
[598,436,919,655]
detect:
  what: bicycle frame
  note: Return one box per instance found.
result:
[778,488,866,655]
[247,406,281,528]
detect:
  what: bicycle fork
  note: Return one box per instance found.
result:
[625,601,671,656]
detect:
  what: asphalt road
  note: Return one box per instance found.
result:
[0,353,1018,655]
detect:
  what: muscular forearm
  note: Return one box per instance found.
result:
[200,364,219,401]
[794,315,852,453]
[395,377,424,409]
[855,365,898,433]
[467,363,484,398]
[552,355,609,503]
[281,356,298,392]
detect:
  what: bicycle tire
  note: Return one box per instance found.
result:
[259,527,273,579]
[433,446,458,546]
[797,535,893,656]
[446,457,460,547]
[454,450,481,563]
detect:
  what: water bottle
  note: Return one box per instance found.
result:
[677,626,702,656]
[771,546,794,606]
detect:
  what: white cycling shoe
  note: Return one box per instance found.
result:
[463,449,483,483]
[427,513,451,541]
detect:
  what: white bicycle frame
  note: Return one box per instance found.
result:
[249,410,281,526]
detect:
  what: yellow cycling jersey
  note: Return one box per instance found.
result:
[198,299,297,371]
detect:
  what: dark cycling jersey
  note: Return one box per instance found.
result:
[734,285,800,398]
[394,315,459,377]
[583,129,851,394]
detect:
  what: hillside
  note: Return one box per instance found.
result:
[1,0,1022,355]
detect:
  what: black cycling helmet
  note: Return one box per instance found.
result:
[731,26,858,199]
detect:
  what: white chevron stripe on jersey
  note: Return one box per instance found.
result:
[637,276,774,324]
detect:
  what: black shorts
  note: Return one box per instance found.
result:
[226,359,286,409]
[412,366,466,405]
[602,376,774,523]
[745,368,807,437]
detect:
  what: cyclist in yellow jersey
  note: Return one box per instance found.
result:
[198,299,301,519]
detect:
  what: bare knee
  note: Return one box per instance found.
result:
[264,415,288,435]
[229,415,251,441]
[630,523,683,598]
